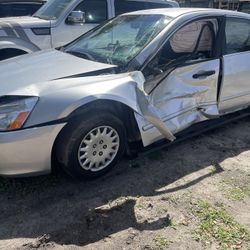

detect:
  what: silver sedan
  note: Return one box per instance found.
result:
[0,8,250,179]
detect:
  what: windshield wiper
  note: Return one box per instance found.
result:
[33,15,42,19]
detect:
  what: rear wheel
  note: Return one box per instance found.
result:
[57,112,126,179]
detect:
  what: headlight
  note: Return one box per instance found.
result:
[0,96,38,131]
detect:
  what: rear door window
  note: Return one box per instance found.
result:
[225,18,250,54]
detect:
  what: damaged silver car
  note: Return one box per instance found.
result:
[0,8,250,178]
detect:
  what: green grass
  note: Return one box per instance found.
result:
[192,200,250,250]
[135,202,144,210]
[154,235,171,249]
[227,186,248,201]
[221,179,250,201]
[164,215,177,229]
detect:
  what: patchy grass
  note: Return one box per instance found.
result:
[135,198,146,210]
[153,235,171,249]
[227,186,247,201]
[192,200,250,250]
[221,178,250,201]
[164,215,177,229]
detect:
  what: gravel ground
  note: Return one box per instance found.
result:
[0,117,250,250]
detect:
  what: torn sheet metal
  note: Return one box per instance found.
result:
[128,71,176,142]
[135,86,176,142]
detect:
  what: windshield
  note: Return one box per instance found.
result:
[65,15,172,67]
[34,0,72,20]
[239,2,250,13]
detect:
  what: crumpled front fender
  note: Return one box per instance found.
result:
[57,71,176,143]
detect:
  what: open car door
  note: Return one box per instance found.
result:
[135,18,222,146]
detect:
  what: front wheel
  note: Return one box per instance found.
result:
[57,112,126,179]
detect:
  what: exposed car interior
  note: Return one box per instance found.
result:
[143,19,218,93]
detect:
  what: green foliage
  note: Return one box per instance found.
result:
[154,235,170,249]
[193,200,250,250]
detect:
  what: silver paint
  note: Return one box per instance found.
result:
[0,124,65,176]
[219,52,250,113]
[78,126,120,172]
[0,8,250,177]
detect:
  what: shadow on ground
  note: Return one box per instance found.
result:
[0,118,250,248]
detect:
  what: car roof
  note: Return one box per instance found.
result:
[123,7,250,18]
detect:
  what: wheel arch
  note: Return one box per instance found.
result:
[68,99,142,142]
[0,48,28,60]
[0,37,40,53]
[51,99,143,170]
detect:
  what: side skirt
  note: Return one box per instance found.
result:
[138,107,250,156]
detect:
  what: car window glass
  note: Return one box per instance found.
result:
[34,0,72,20]
[74,0,107,23]
[66,15,172,66]
[238,2,250,14]
[225,18,250,54]
[145,2,171,8]
[0,3,42,17]
[143,19,217,93]
[114,0,146,15]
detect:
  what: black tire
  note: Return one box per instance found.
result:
[56,112,126,180]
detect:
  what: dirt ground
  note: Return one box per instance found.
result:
[0,117,250,250]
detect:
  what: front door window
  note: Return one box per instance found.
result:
[143,19,217,93]
[73,0,108,24]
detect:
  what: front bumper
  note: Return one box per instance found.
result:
[0,123,66,177]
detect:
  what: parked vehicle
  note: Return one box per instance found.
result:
[0,8,249,179]
[0,0,46,18]
[238,0,250,13]
[0,0,179,60]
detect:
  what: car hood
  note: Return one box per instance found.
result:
[0,16,50,30]
[0,49,116,96]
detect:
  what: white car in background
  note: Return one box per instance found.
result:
[0,0,179,60]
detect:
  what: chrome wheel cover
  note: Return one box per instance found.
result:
[78,126,120,172]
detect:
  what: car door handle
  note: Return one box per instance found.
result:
[192,70,216,79]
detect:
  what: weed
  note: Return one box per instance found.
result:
[221,179,250,201]
[192,200,250,250]
[154,235,170,249]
